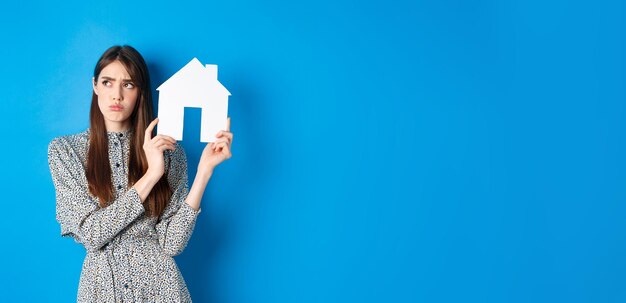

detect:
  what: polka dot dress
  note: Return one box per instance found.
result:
[48,128,201,302]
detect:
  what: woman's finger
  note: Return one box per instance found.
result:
[216,131,233,143]
[160,134,177,143]
[218,142,232,158]
[214,140,229,152]
[212,138,229,151]
[152,135,176,142]
[151,137,168,148]
[151,135,176,144]
[148,136,175,150]
[227,117,230,132]
[157,141,176,149]
[145,118,159,141]
[213,137,229,144]
[158,144,175,152]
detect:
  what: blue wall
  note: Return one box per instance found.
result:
[1,0,625,302]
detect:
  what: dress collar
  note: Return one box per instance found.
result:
[85,128,134,140]
[106,128,134,139]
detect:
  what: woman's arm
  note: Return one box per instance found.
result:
[184,170,212,211]
[49,120,176,252]
[48,138,146,252]
[133,171,162,202]
[185,117,233,211]
[155,118,233,256]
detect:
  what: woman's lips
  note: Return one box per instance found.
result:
[110,105,124,111]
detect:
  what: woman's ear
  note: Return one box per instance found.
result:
[92,77,98,95]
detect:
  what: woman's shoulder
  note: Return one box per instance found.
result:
[48,129,89,158]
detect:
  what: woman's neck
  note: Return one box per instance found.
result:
[105,121,131,133]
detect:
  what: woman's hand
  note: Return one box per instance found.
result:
[198,117,233,175]
[143,118,176,179]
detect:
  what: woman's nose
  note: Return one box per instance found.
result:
[112,86,123,101]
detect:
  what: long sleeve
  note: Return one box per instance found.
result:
[48,138,145,252]
[156,142,201,256]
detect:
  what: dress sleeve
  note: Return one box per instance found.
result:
[156,142,201,256]
[48,138,146,252]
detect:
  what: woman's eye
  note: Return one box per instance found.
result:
[102,80,111,86]
[124,83,135,89]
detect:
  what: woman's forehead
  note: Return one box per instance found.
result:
[99,60,131,80]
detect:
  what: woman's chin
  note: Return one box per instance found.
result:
[103,113,131,123]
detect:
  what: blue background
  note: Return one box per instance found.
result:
[1,0,625,302]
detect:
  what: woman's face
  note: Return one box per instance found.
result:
[93,60,139,131]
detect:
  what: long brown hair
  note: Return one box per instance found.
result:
[86,45,171,217]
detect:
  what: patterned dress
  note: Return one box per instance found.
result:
[47,128,201,302]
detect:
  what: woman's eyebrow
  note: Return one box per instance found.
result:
[100,76,133,82]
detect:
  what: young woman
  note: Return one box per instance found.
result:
[47,45,232,302]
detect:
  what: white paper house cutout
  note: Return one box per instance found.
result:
[156,58,231,142]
